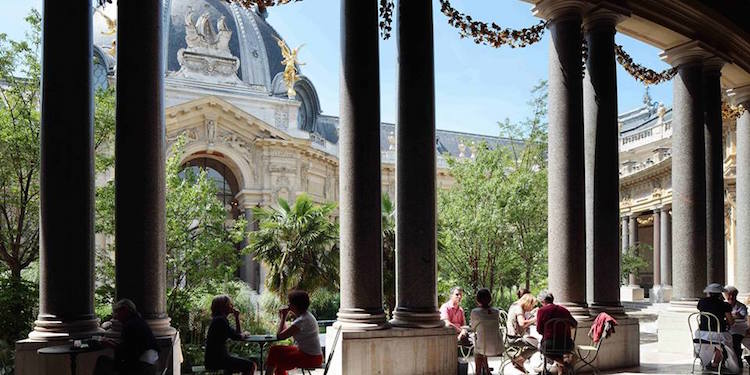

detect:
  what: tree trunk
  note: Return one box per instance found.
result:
[525,268,531,290]
[11,265,21,282]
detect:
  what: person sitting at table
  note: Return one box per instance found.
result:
[94,299,160,375]
[725,286,748,369]
[507,293,540,364]
[695,283,740,373]
[204,295,256,375]
[265,290,323,375]
[470,288,503,375]
[536,291,577,374]
[440,286,469,342]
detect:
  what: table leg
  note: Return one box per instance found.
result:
[70,352,77,375]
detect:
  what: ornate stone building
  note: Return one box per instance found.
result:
[92,0,509,291]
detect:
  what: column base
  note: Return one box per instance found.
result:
[335,308,389,331]
[649,285,673,303]
[27,314,102,341]
[657,300,699,354]
[571,317,640,371]
[588,302,626,316]
[324,325,456,375]
[559,302,591,320]
[620,285,645,302]
[105,316,176,338]
[390,308,443,328]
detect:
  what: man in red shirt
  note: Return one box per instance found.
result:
[535,291,577,370]
[440,286,468,340]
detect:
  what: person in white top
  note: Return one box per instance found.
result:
[265,290,323,375]
[725,286,749,369]
[470,288,503,375]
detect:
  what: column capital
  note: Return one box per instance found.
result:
[533,0,585,22]
[729,84,750,108]
[660,40,728,68]
[583,3,630,30]
[703,56,725,75]
[653,207,662,214]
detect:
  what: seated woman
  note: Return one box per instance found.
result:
[507,292,540,363]
[204,295,256,375]
[470,288,503,375]
[695,283,740,373]
[266,290,323,375]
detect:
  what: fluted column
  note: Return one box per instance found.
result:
[732,85,750,301]
[115,0,174,336]
[583,7,625,315]
[628,214,638,286]
[653,209,661,286]
[336,0,388,330]
[534,0,587,317]
[661,42,711,302]
[704,59,726,285]
[660,207,672,286]
[30,0,100,340]
[390,0,443,328]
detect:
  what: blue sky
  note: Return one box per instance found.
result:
[1,0,674,136]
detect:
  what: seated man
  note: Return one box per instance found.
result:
[725,286,748,369]
[440,286,468,342]
[95,299,160,375]
[535,291,577,372]
[695,283,740,373]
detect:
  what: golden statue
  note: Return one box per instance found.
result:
[275,37,304,98]
[96,8,117,36]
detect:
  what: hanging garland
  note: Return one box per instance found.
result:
[437,0,547,48]
[379,0,395,39]
[614,44,676,86]
[229,0,301,9]
[722,102,745,121]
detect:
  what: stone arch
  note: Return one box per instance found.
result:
[178,142,254,192]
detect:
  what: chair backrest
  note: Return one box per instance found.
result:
[688,311,722,358]
[498,309,509,339]
[322,326,342,375]
[540,317,577,355]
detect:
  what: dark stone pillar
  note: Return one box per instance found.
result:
[661,207,672,286]
[653,209,662,286]
[663,44,708,302]
[703,59,725,285]
[336,0,387,330]
[535,1,587,317]
[733,86,750,300]
[115,0,174,336]
[583,9,623,314]
[628,214,639,286]
[390,0,443,328]
[30,0,100,340]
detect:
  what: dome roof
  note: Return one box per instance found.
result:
[94,0,289,91]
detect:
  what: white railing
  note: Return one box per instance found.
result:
[620,121,672,152]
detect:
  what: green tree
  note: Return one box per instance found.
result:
[621,243,650,284]
[249,194,338,299]
[0,10,41,281]
[381,193,396,316]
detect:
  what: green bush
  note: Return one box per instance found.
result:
[309,288,339,321]
[0,277,38,343]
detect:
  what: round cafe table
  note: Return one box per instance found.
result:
[38,342,105,375]
[243,335,279,375]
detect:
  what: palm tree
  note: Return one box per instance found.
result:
[249,194,339,299]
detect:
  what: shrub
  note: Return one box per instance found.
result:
[0,277,38,343]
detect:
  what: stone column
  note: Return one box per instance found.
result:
[662,42,710,302]
[661,207,672,286]
[534,0,587,317]
[239,207,260,291]
[390,0,443,328]
[704,59,726,285]
[29,0,100,340]
[628,214,638,286]
[114,0,174,336]
[621,216,630,255]
[653,209,662,286]
[336,0,388,330]
[583,8,625,314]
[732,85,750,300]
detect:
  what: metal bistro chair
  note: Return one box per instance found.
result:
[498,309,530,372]
[574,313,614,375]
[688,311,725,375]
[300,325,341,375]
[539,318,578,375]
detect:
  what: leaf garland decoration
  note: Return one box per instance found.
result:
[614,44,677,86]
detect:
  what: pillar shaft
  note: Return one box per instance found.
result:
[736,99,750,300]
[671,61,707,301]
[336,0,387,330]
[660,207,672,286]
[391,0,442,328]
[115,0,173,335]
[653,209,661,286]
[703,62,725,285]
[544,4,587,316]
[621,216,630,253]
[583,11,622,313]
[31,0,100,340]
[628,215,638,286]
[239,208,260,291]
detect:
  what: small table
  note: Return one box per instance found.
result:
[244,335,279,375]
[38,342,105,375]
